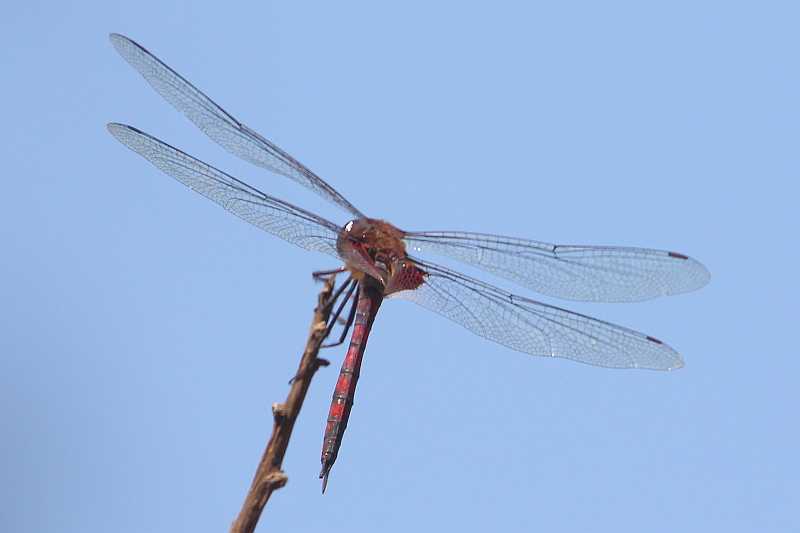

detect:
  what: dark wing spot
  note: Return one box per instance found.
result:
[668,251,689,260]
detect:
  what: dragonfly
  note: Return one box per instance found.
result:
[107,33,710,492]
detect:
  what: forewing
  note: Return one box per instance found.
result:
[404,231,710,302]
[389,258,684,370]
[108,123,342,257]
[109,33,364,218]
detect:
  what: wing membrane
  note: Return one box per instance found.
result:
[389,258,684,370]
[109,33,364,218]
[107,123,341,257]
[404,231,710,302]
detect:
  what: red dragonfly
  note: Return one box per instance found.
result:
[107,34,710,492]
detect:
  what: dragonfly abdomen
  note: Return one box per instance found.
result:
[320,281,383,492]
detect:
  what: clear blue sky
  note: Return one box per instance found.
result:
[2,2,797,532]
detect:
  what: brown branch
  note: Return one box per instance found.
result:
[230,277,336,533]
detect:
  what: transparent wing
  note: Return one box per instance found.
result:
[389,257,684,370]
[108,123,342,257]
[404,231,710,302]
[109,33,365,218]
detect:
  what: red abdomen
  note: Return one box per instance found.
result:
[320,281,383,491]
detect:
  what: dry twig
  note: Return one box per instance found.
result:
[230,278,336,533]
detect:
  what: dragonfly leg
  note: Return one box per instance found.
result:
[321,276,355,316]
[312,266,347,281]
[322,285,359,348]
[287,277,354,385]
[287,357,331,386]
[322,278,357,336]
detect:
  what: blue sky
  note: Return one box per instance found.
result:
[2,1,797,532]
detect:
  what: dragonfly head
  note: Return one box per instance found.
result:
[337,218,408,286]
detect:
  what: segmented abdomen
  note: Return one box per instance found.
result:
[320,282,383,491]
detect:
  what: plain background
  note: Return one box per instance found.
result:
[2,1,797,532]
